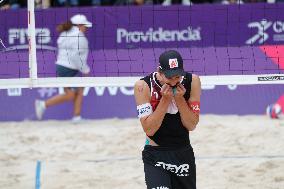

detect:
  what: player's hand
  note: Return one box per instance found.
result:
[174,83,186,99]
[161,84,174,100]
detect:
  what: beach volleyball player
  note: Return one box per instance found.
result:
[134,50,201,189]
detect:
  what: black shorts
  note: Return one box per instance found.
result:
[56,65,80,91]
[56,65,79,77]
[142,145,196,189]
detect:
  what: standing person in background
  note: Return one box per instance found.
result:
[35,14,92,123]
[134,50,201,189]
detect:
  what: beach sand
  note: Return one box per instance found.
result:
[0,115,283,189]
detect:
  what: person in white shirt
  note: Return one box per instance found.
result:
[221,0,243,4]
[35,14,92,123]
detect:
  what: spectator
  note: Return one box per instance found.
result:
[244,0,265,2]
[51,0,79,7]
[0,0,49,9]
[162,0,192,6]
[51,0,102,6]
[0,0,26,9]
[221,0,244,4]
[35,0,50,8]
[191,0,213,3]
[114,0,152,6]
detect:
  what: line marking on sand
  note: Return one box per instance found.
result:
[44,155,284,166]
[80,155,284,163]
[197,155,284,160]
[35,161,41,189]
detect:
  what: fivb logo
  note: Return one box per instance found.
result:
[246,19,272,44]
[9,28,51,45]
[6,28,56,51]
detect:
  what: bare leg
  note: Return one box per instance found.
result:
[73,87,84,116]
[45,88,76,107]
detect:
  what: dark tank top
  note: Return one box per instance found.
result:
[141,72,192,147]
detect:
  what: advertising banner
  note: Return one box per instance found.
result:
[0,4,283,120]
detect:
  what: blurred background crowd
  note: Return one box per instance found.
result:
[0,0,284,10]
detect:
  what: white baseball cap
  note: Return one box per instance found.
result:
[70,14,92,27]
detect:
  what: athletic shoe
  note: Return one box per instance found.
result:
[71,115,82,124]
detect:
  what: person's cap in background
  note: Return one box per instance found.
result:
[159,50,185,78]
[70,14,92,27]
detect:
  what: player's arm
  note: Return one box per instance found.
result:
[134,80,172,136]
[174,74,201,131]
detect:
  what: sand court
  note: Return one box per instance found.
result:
[0,115,283,189]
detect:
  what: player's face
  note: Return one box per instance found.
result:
[78,25,88,33]
[161,74,182,87]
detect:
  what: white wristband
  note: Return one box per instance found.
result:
[137,103,153,118]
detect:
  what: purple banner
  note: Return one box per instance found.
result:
[0,4,284,79]
[1,4,284,49]
[0,4,284,121]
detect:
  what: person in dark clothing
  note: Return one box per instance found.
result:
[134,50,201,189]
[0,0,26,9]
